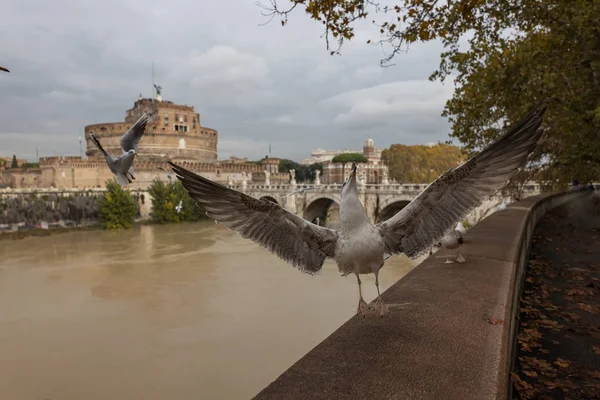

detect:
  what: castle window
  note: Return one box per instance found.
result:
[184,115,188,122]
[174,124,189,133]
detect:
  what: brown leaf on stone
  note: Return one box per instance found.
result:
[511,372,533,391]
[487,317,503,325]
[523,370,538,378]
[554,358,571,368]
[577,303,599,314]
[588,370,600,379]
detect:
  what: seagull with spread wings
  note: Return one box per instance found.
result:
[170,102,546,317]
[90,113,150,186]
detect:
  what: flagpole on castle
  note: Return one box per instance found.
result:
[79,128,83,159]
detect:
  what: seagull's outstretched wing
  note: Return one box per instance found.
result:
[120,113,150,153]
[90,133,110,159]
[377,101,547,259]
[0,66,9,73]
[170,162,339,274]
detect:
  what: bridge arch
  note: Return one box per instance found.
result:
[304,196,340,227]
[376,200,411,223]
[260,196,279,205]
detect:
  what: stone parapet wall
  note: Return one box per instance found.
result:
[253,186,594,400]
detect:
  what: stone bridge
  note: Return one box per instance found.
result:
[0,181,544,227]
[228,182,543,226]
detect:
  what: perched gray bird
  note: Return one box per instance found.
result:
[90,113,150,186]
[0,66,9,73]
[436,222,466,264]
[497,199,508,211]
[169,102,546,317]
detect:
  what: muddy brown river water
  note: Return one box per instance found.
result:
[0,221,418,400]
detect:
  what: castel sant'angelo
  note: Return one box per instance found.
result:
[1,92,281,189]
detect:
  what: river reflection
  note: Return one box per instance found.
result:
[0,221,419,400]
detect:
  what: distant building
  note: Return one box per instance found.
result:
[85,97,218,163]
[1,95,267,189]
[0,157,27,168]
[302,138,384,166]
[319,139,388,184]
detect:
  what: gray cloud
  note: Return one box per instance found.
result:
[0,0,454,162]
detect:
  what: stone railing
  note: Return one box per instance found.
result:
[252,186,593,400]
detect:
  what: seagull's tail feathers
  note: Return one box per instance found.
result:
[115,174,130,186]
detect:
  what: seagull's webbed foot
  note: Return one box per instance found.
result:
[444,248,454,264]
[374,297,389,317]
[357,297,370,317]
[456,253,466,263]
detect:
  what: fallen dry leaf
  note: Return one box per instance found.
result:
[577,303,599,314]
[522,370,538,378]
[487,317,503,325]
[554,358,571,368]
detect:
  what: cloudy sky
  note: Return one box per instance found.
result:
[0,0,456,162]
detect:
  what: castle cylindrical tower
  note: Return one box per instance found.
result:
[85,98,218,163]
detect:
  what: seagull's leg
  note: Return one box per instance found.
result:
[374,271,389,317]
[444,247,454,264]
[356,274,369,317]
[457,253,466,263]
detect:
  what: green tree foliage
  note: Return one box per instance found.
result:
[148,179,204,224]
[381,144,464,183]
[98,181,137,229]
[331,153,368,164]
[11,155,17,168]
[262,0,600,187]
[21,162,39,169]
[278,159,322,182]
[305,162,323,182]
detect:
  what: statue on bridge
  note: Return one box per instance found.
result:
[315,169,321,185]
[241,171,248,190]
[358,168,367,187]
[264,169,271,186]
[382,167,389,185]
[289,169,296,186]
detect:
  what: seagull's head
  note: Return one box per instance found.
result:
[128,149,136,156]
[341,162,358,194]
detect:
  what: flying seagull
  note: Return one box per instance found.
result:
[0,66,9,73]
[176,200,183,214]
[90,113,150,186]
[436,222,466,264]
[284,186,317,197]
[158,166,174,181]
[169,101,546,317]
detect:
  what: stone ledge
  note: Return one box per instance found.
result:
[253,187,593,400]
